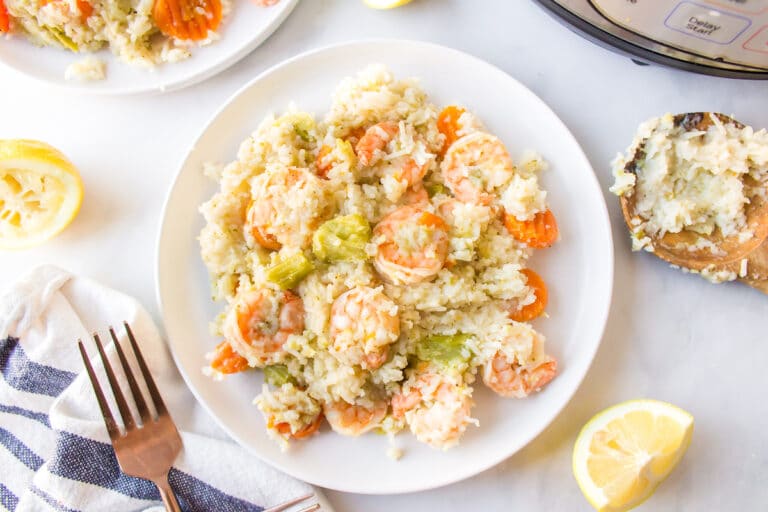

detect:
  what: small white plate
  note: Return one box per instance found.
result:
[0,0,298,95]
[157,40,614,494]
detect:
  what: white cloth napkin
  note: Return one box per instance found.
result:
[0,265,333,512]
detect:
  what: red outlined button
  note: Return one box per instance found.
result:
[705,1,768,15]
[743,25,768,53]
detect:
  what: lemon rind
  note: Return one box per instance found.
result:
[363,0,413,9]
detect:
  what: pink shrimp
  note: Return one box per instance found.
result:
[483,353,556,398]
[355,121,400,167]
[392,369,475,449]
[245,166,329,250]
[222,288,304,366]
[440,132,515,206]
[329,286,400,370]
[372,205,449,285]
[323,400,388,436]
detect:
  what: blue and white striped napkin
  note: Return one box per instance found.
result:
[0,265,332,512]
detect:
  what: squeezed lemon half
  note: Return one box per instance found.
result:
[572,399,694,512]
[363,0,413,9]
[0,139,83,250]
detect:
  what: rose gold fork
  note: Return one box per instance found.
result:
[79,322,322,512]
[78,322,183,511]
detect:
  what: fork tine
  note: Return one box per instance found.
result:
[263,493,315,512]
[78,341,121,440]
[110,327,152,424]
[124,322,168,416]
[94,333,137,431]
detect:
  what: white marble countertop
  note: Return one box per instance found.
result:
[2,1,767,510]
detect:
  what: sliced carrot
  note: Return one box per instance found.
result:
[76,0,92,21]
[153,0,222,41]
[315,144,333,179]
[275,414,323,439]
[511,269,548,322]
[0,0,10,32]
[210,341,250,374]
[503,208,559,249]
[437,105,466,154]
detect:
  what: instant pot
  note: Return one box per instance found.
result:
[535,0,768,79]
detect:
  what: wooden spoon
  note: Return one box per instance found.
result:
[740,238,768,293]
[619,112,768,280]
[742,278,768,294]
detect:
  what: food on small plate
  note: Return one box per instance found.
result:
[611,112,768,286]
[0,139,83,249]
[0,0,279,81]
[572,399,694,512]
[199,65,560,452]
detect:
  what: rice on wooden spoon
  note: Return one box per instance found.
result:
[615,112,768,285]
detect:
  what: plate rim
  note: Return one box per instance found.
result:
[0,0,299,96]
[155,38,615,494]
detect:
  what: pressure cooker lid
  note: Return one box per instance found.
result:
[536,0,768,79]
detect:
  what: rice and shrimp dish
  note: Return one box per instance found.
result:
[0,0,279,80]
[199,65,560,451]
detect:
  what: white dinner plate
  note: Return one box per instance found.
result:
[156,40,614,494]
[0,0,297,95]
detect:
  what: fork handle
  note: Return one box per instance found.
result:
[153,474,182,512]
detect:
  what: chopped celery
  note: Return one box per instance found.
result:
[263,364,295,387]
[266,252,314,289]
[415,333,472,365]
[295,125,311,142]
[292,114,316,142]
[46,27,79,52]
[24,22,80,53]
[312,214,371,262]
[426,183,447,198]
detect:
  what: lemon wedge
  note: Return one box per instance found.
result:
[0,139,83,250]
[573,399,694,512]
[363,0,412,9]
